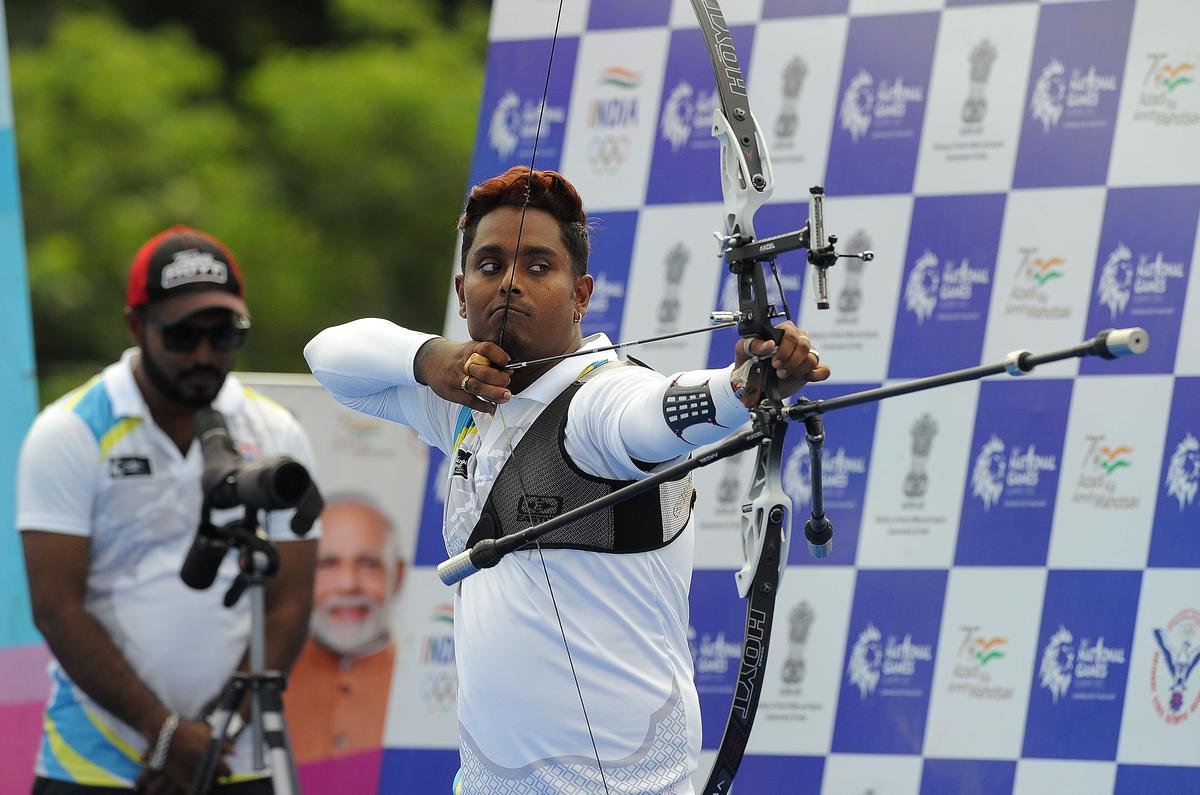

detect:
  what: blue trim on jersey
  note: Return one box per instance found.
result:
[43,668,143,783]
[71,380,120,444]
[453,406,475,442]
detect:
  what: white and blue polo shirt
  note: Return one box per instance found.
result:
[16,348,318,786]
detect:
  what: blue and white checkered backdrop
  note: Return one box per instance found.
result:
[381,1,1200,793]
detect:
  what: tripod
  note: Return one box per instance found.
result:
[189,515,301,795]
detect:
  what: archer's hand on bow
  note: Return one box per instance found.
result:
[733,322,830,408]
[415,339,513,414]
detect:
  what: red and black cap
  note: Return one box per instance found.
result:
[126,225,249,324]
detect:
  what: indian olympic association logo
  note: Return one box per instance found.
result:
[1038,624,1128,704]
[847,623,884,698]
[587,67,641,175]
[971,435,1007,511]
[1096,243,1134,319]
[1030,59,1067,132]
[1165,433,1200,511]
[420,603,457,714]
[659,80,718,153]
[587,134,630,176]
[1150,609,1200,725]
[904,250,941,324]
[839,70,875,142]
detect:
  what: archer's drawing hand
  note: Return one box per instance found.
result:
[733,322,830,407]
[417,339,513,414]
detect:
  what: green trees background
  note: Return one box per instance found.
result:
[7,0,489,402]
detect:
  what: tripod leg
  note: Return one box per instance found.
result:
[190,677,246,795]
[259,673,301,795]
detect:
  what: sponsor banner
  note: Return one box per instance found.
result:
[586,0,671,31]
[785,382,880,568]
[381,568,459,749]
[1012,759,1118,795]
[1177,215,1200,376]
[647,25,757,205]
[747,15,849,201]
[581,210,637,342]
[919,759,1016,795]
[704,201,808,371]
[820,753,923,795]
[980,187,1104,378]
[1114,764,1200,794]
[858,382,978,569]
[1116,570,1200,765]
[889,193,1005,378]
[736,755,824,794]
[468,37,578,190]
[913,3,1039,195]
[1012,0,1134,188]
[1108,0,1200,186]
[1023,570,1140,760]
[688,568,759,750]
[559,29,670,210]
[832,569,946,754]
[924,569,1046,758]
[747,568,856,756]
[825,12,939,196]
[1148,377,1200,568]
[488,0,588,41]
[1048,375,1172,569]
[955,379,1073,567]
[620,203,725,373]
[763,0,848,19]
[794,195,912,383]
[1080,185,1200,376]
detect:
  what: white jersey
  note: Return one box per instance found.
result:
[16,348,319,787]
[306,321,750,794]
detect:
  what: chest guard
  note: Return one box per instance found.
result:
[467,361,695,553]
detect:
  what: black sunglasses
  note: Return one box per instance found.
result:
[150,315,251,353]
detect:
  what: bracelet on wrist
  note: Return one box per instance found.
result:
[146,712,179,771]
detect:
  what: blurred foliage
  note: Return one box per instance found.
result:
[7,0,490,403]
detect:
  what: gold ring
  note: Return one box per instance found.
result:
[464,352,489,374]
[460,375,471,392]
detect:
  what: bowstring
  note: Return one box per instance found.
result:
[490,0,611,790]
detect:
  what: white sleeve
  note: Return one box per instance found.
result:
[564,363,749,481]
[304,318,457,452]
[16,408,99,536]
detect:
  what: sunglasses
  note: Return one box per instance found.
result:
[150,315,251,353]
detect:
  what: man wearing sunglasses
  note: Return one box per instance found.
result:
[17,226,319,795]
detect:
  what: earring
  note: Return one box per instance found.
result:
[573,310,583,323]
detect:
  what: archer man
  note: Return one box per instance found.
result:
[304,166,829,794]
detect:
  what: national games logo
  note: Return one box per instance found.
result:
[689,623,742,676]
[1165,433,1200,511]
[1096,243,1187,320]
[846,622,933,699]
[1038,624,1128,704]
[1150,609,1200,725]
[839,69,925,143]
[660,79,719,152]
[904,249,991,324]
[970,435,1058,511]
[783,444,866,507]
[1029,58,1118,132]
[487,89,566,158]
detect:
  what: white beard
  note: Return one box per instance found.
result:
[312,594,390,657]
